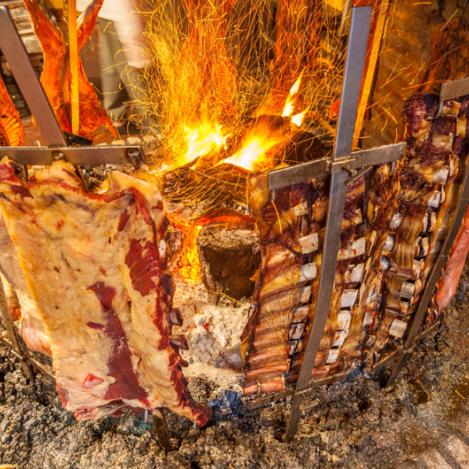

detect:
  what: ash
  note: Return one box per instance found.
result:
[1,270,468,468]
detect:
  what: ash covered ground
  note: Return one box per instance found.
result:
[0,272,468,469]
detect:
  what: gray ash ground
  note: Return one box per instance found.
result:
[1,275,468,469]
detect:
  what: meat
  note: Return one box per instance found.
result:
[242,93,469,395]
[0,73,24,146]
[23,0,116,140]
[370,94,469,356]
[0,158,209,426]
[435,205,469,311]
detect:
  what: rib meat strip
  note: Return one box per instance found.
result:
[0,158,209,426]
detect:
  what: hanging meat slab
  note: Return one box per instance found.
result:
[0,158,209,426]
[0,72,24,146]
[23,0,116,140]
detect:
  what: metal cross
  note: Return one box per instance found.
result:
[283,6,405,440]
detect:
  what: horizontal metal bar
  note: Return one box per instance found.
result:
[347,142,405,170]
[439,77,469,103]
[269,142,404,190]
[268,157,330,190]
[0,145,145,167]
[0,6,66,146]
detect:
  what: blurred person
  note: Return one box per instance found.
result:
[77,0,150,133]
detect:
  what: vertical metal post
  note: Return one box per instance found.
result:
[387,150,469,386]
[152,411,173,451]
[285,6,372,440]
[0,280,34,381]
[0,6,66,146]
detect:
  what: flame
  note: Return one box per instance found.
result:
[291,109,308,127]
[281,72,303,118]
[178,225,202,283]
[222,122,285,171]
[182,123,228,166]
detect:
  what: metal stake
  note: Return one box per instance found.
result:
[0,280,34,381]
[152,411,173,451]
[285,6,372,440]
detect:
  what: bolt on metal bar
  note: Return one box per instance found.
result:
[387,147,469,386]
[285,6,372,440]
[0,6,66,146]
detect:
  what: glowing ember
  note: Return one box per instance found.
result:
[178,225,202,283]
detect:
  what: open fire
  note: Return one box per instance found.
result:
[0,0,468,443]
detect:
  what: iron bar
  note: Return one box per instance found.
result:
[285,6,372,440]
[439,77,469,112]
[0,6,66,146]
[0,145,145,167]
[152,411,174,451]
[269,142,404,190]
[387,151,469,386]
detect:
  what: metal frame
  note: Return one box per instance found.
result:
[0,0,467,447]
[0,5,144,167]
[285,5,373,440]
[280,16,469,439]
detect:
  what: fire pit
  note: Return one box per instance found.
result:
[0,0,468,448]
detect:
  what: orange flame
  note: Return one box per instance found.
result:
[223,126,284,172]
[181,123,228,166]
[281,72,304,118]
[178,225,202,283]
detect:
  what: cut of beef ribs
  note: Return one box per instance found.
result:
[0,158,209,426]
[242,93,469,396]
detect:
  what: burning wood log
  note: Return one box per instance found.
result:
[0,157,209,426]
[198,225,260,301]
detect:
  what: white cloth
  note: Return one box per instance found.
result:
[77,0,148,68]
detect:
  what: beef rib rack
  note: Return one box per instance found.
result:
[0,158,209,426]
[242,93,469,396]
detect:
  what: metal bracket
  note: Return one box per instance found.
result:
[269,143,405,190]
[438,77,469,114]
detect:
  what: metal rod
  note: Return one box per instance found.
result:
[0,145,145,167]
[269,142,404,190]
[285,7,372,440]
[0,281,34,381]
[68,0,80,135]
[335,6,372,157]
[152,411,173,451]
[387,153,469,386]
[0,6,66,146]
